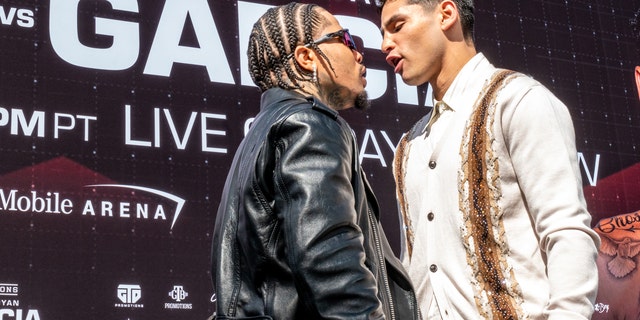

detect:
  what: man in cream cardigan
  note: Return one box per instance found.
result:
[378,0,600,318]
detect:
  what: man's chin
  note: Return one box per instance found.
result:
[354,91,371,111]
[400,72,428,87]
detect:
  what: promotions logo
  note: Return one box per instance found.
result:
[169,286,188,302]
[115,284,143,309]
[0,283,42,320]
[165,285,192,310]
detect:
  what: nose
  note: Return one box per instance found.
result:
[381,33,393,54]
[354,50,364,63]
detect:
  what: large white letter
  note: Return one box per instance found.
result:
[0,107,9,126]
[578,152,600,187]
[124,104,151,147]
[201,113,227,153]
[144,0,233,84]
[50,0,139,70]
[360,129,387,167]
[396,74,432,107]
[12,109,45,137]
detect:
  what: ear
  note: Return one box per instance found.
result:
[292,45,316,73]
[635,66,640,101]
[439,0,458,31]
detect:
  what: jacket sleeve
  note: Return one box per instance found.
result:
[270,108,384,319]
[502,81,600,319]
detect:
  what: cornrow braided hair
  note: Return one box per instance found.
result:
[247,2,335,92]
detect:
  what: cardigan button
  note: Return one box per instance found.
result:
[430,264,438,273]
[428,160,436,169]
[427,212,434,221]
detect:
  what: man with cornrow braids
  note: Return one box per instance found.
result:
[210,3,420,320]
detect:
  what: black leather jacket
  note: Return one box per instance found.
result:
[211,88,420,320]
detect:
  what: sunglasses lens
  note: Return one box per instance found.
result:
[343,31,357,51]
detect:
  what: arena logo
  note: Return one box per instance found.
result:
[84,184,185,229]
[0,185,185,229]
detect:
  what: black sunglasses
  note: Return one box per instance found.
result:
[305,29,358,52]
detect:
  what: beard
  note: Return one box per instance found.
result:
[353,90,370,111]
[323,85,370,111]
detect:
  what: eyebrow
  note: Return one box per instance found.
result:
[380,13,402,36]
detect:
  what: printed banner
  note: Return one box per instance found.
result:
[0,0,638,319]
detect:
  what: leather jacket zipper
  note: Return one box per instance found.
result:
[367,205,395,320]
[348,122,396,319]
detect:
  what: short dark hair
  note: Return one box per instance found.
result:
[377,0,474,40]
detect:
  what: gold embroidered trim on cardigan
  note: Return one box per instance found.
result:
[394,130,415,257]
[459,70,526,319]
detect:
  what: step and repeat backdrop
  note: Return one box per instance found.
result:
[0,0,638,319]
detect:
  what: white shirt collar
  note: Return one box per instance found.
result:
[436,53,494,113]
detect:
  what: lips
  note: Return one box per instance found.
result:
[385,54,403,74]
[361,67,367,87]
[394,59,404,74]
